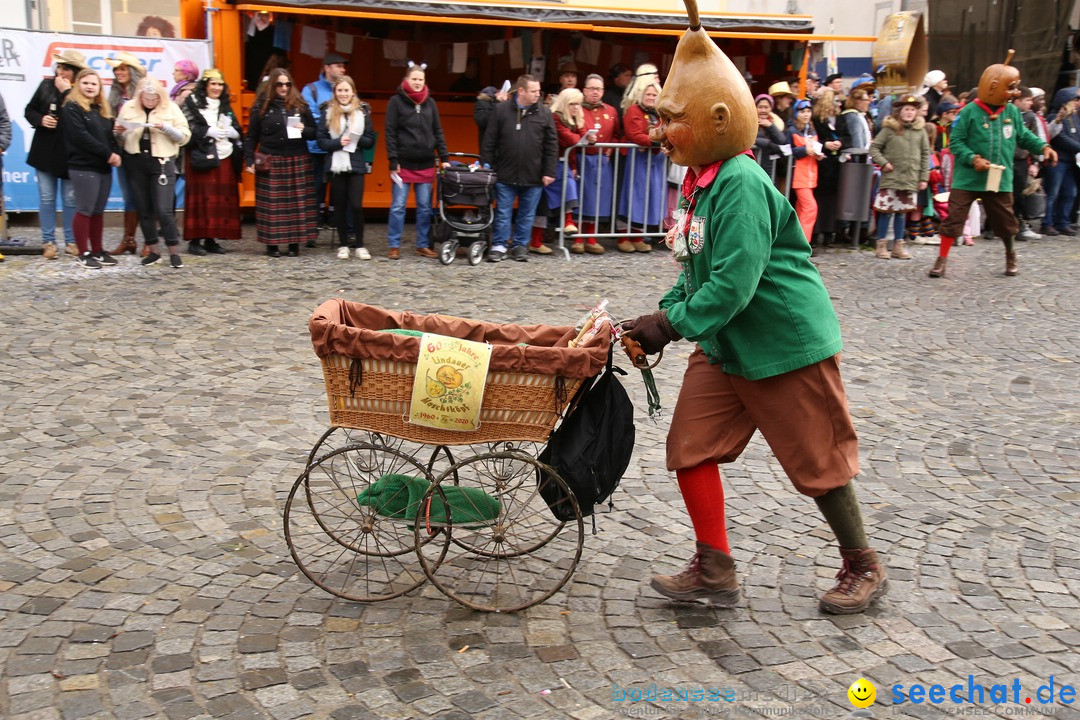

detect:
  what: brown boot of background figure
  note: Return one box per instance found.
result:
[110,210,139,255]
[1005,249,1018,276]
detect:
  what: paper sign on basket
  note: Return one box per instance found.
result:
[408,333,492,431]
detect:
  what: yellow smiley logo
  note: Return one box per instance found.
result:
[848,678,876,708]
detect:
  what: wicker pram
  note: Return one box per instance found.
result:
[309,299,611,445]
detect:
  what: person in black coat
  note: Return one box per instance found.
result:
[25,50,86,258]
[810,89,845,247]
[181,69,244,255]
[243,68,318,256]
[479,74,557,262]
[473,85,507,149]
[316,76,376,260]
[384,63,449,259]
[62,69,121,269]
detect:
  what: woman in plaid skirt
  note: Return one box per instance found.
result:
[244,68,317,256]
[182,69,243,256]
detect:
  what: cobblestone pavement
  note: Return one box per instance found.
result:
[1,224,1078,720]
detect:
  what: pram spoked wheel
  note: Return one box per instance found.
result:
[413,450,583,612]
[284,442,449,602]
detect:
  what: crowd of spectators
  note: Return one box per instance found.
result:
[10,51,1069,269]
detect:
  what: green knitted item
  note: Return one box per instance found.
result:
[357,474,501,528]
[376,328,425,336]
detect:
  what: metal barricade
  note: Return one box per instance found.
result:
[836,149,874,249]
[555,142,671,260]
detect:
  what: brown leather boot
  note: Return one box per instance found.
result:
[650,542,741,606]
[819,547,888,614]
[1005,249,1018,276]
[110,211,139,255]
[928,256,947,278]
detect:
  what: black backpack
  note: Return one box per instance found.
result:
[538,351,635,525]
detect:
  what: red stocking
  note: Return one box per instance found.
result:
[72,213,91,255]
[938,235,955,258]
[89,214,105,253]
[530,226,545,248]
[581,221,597,244]
[675,461,730,553]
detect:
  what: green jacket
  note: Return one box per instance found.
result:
[950,101,1046,192]
[659,154,842,380]
[870,115,930,191]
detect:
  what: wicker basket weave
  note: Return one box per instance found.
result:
[311,300,609,446]
[321,354,582,445]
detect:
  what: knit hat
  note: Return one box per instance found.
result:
[754,93,775,108]
[924,70,947,87]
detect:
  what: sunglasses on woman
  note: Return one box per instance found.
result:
[275,81,292,88]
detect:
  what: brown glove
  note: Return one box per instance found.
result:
[621,310,681,355]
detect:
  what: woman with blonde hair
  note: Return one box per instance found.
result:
[244,68,317,256]
[621,63,660,113]
[62,68,121,269]
[115,76,191,268]
[810,89,844,248]
[105,52,146,255]
[617,80,666,252]
[316,75,376,260]
[536,87,594,253]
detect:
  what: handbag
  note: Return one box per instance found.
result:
[253,151,271,173]
[188,135,221,171]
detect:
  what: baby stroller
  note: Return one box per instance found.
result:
[434,153,497,266]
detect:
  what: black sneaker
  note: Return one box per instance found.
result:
[170,254,183,269]
[76,252,102,269]
[142,252,162,266]
[267,245,281,258]
[94,251,118,266]
[510,245,529,262]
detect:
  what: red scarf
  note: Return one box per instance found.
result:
[401,81,428,106]
[973,99,1002,120]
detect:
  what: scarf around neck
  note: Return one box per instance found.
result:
[330,103,364,173]
[401,81,428,106]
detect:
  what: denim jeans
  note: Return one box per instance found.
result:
[1044,160,1077,230]
[875,212,906,241]
[37,170,76,246]
[113,165,138,212]
[493,183,543,250]
[387,181,433,249]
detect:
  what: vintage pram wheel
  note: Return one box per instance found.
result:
[468,240,486,266]
[284,442,449,602]
[413,451,584,612]
[439,239,458,265]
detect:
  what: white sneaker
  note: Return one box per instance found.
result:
[355,247,371,260]
[336,246,350,260]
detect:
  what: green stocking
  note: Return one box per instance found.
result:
[813,482,869,550]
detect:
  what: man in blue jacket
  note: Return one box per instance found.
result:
[302,53,348,242]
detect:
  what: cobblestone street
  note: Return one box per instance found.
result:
[1,224,1078,720]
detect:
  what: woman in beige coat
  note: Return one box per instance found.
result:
[115,77,190,267]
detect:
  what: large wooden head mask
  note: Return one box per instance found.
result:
[978,50,1021,106]
[652,0,757,167]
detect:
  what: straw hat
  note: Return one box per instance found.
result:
[768,81,795,98]
[52,49,88,71]
[105,52,145,71]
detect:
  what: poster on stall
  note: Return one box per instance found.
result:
[0,29,211,212]
[409,334,492,432]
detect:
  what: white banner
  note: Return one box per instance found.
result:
[0,28,211,212]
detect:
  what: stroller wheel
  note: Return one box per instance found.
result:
[439,240,458,265]
[468,240,486,266]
